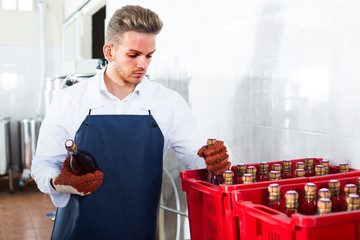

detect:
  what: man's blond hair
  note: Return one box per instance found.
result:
[105,5,163,46]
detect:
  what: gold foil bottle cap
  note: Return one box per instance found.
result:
[283,160,291,167]
[223,170,234,178]
[259,162,269,170]
[296,162,305,169]
[268,183,280,193]
[318,188,331,199]
[207,139,217,146]
[242,173,253,184]
[321,159,330,167]
[318,198,332,209]
[328,180,340,190]
[65,139,77,152]
[304,158,314,165]
[272,164,282,172]
[247,166,257,174]
[344,184,357,196]
[339,163,350,173]
[304,183,317,193]
[269,171,281,180]
[295,169,305,177]
[285,190,299,201]
[315,165,325,176]
[346,194,360,205]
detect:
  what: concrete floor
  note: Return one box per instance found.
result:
[0,179,56,240]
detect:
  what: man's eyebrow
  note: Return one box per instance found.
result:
[128,49,156,55]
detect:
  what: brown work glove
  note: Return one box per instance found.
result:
[51,155,103,196]
[197,140,231,176]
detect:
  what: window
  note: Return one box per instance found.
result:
[1,0,34,11]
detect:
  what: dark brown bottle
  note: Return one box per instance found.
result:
[65,139,99,175]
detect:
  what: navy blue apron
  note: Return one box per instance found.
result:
[51,110,164,240]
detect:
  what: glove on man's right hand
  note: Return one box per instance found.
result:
[51,155,103,196]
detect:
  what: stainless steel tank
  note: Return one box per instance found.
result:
[0,118,11,175]
[19,118,42,170]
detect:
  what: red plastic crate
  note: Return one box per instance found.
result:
[232,175,360,240]
[180,159,311,240]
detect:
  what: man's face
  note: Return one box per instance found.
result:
[109,31,156,85]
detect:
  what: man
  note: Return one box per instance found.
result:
[31,5,228,239]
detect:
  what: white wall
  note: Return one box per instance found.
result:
[106,1,360,237]
[107,0,360,169]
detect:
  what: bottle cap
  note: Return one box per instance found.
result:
[272,164,282,172]
[268,183,280,193]
[242,173,253,184]
[247,166,257,174]
[296,162,305,169]
[283,160,291,167]
[285,190,298,201]
[339,163,350,172]
[321,159,330,166]
[346,194,360,205]
[315,165,325,175]
[269,170,281,180]
[223,170,234,178]
[259,162,269,169]
[318,198,332,209]
[207,139,217,146]
[304,158,314,164]
[65,139,77,152]
[304,183,317,193]
[295,169,305,177]
[344,184,357,195]
[328,180,340,190]
[318,188,331,199]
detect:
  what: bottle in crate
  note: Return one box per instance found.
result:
[342,184,357,211]
[272,164,282,178]
[223,170,234,185]
[294,169,305,178]
[242,173,253,184]
[269,170,281,181]
[296,161,305,170]
[282,160,292,179]
[246,166,257,183]
[285,190,299,217]
[339,163,350,173]
[357,178,360,195]
[303,183,317,215]
[314,165,325,176]
[236,163,246,184]
[304,158,314,177]
[204,139,223,185]
[268,183,281,211]
[317,198,332,215]
[321,159,330,175]
[346,194,360,211]
[328,180,340,212]
[259,162,269,182]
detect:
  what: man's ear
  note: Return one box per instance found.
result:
[103,44,113,62]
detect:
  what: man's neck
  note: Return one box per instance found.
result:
[103,68,137,100]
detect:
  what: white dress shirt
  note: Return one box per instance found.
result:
[31,68,206,207]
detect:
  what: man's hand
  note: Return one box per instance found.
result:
[51,155,103,196]
[197,140,231,176]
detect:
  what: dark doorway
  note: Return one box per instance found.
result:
[92,6,106,59]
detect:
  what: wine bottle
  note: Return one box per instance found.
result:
[339,163,350,173]
[294,169,305,178]
[259,162,269,182]
[296,161,305,170]
[342,184,357,211]
[285,190,299,217]
[269,171,281,181]
[272,164,282,178]
[223,170,234,185]
[282,160,292,179]
[242,174,253,184]
[65,139,100,175]
[204,139,223,185]
[304,158,314,177]
[303,183,317,215]
[328,180,340,212]
[268,183,281,211]
[236,164,246,184]
[246,166,257,183]
[320,159,330,175]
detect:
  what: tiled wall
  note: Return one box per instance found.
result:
[0,46,62,170]
[107,1,360,237]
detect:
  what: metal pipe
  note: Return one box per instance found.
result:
[159,205,188,218]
